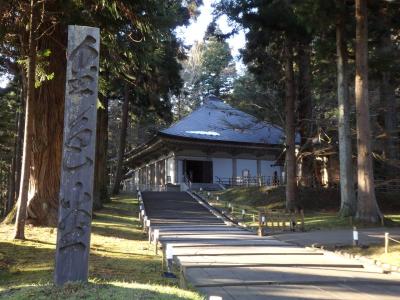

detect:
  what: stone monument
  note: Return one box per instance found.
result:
[54,25,100,285]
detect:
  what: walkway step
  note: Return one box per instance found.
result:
[186,265,400,287]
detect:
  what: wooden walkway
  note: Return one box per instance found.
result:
[141,191,400,300]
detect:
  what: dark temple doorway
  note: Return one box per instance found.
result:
[184,160,213,183]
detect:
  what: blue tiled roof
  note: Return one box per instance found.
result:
[160,96,295,145]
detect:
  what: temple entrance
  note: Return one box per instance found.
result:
[184,160,213,183]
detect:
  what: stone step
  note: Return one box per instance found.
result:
[185,265,400,288]
[175,253,364,268]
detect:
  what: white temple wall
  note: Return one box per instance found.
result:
[212,158,233,182]
[260,161,282,180]
[237,159,258,177]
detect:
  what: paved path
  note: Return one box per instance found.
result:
[142,192,400,300]
[274,227,400,247]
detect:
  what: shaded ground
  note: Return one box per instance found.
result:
[0,194,202,300]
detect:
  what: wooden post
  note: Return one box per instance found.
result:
[269,211,274,231]
[353,226,359,247]
[55,25,100,286]
[385,232,389,254]
[300,209,305,231]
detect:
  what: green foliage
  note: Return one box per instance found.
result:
[228,71,284,126]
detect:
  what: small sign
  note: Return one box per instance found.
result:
[153,229,159,243]
[166,244,174,259]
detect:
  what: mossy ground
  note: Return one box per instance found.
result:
[341,243,400,267]
[0,194,203,300]
[200,187,400,231]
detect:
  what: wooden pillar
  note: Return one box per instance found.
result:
[257,159,262,186]
[55,25,100,286]
[164,159,168,184]
[174,157,179,184]
[257,159,262,176]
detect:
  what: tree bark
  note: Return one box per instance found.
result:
[93,96,110,209]
[336,1,356,217]
[25,23,66,226]
[354,0,382,223]
[297,42,313,186]
[5,109,19,215]
[6,157,16,216]
[284,41,297,211]
[14,0,36,239]
[112,83,130,195]
[14,89,25,201]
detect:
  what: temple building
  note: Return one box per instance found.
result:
[126,96,289,190]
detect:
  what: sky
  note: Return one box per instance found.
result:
[176,0,246,72]
[176,0,245,58]
[0,0,246,88]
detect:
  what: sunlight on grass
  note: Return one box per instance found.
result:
[0,193,203,299]
[1,281,203,300]
[342,244,400,267]
[202,188,400,231]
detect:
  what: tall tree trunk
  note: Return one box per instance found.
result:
[337,1,356,217]
[14,89,25,201]
[6,158,16,215]
[354,0,382,223]
[112,83,130,195]
[14,0,36,239]
[297,42,313,186]
[25,22,66,226]
[93,96,110,209]
[284,41,297,211]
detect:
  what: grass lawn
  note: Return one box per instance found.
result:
[0,194,203,300]
[341,243,400,268]
[199,187,400,231]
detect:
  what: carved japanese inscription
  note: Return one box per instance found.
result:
[55,25,100,286]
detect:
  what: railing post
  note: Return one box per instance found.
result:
[353,226,359,247]
[385,232,389,254]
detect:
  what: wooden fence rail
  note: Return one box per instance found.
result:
[258,209,305,236]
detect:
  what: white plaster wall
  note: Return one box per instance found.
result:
[261,161,282,182]
[134,170,139,185]
[237,159,257,177]
[212,158,233,183]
